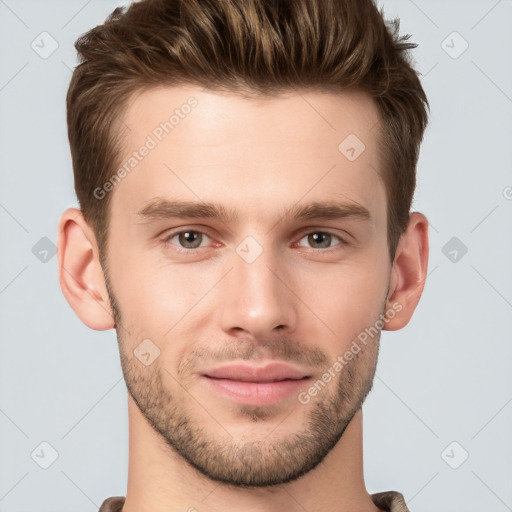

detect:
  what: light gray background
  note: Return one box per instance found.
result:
[1,0,511,511]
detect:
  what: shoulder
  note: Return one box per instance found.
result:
[371,490,410,512]
[98,496,126,512]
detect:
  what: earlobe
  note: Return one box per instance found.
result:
[57,208,115,331]
[383,212,429,331]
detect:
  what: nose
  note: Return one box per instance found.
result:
[219,241,298,342]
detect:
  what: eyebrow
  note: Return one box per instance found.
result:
[136,198,371,225]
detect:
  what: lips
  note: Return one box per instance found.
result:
[201,362,311,406]
[203,362,309,382]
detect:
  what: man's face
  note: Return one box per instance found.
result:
[104,86,392,487]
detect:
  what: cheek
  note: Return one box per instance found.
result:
[300,254,389,341]
[109,247,209,341]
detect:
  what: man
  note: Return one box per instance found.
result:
[57,0,429,510]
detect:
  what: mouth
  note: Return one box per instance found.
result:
[201,362,311,406]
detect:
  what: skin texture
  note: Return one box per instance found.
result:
[58,86,429,512]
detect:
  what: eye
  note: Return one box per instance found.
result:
[161,228,347,255]
[164,230,212,250]
[296,231,345,250]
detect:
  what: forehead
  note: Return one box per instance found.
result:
[110,85,386,228]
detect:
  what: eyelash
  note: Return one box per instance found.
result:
[161,228,348,255]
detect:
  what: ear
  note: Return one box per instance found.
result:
[57,208,115,330]
[384,212,429,331]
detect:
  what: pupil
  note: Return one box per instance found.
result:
[310,232,330,248]
[180,231,201,248]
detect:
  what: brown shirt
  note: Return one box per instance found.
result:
[98,491,410,511]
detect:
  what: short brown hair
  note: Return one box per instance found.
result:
[66,0,429,264]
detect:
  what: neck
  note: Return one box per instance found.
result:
[122,396,380,512]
